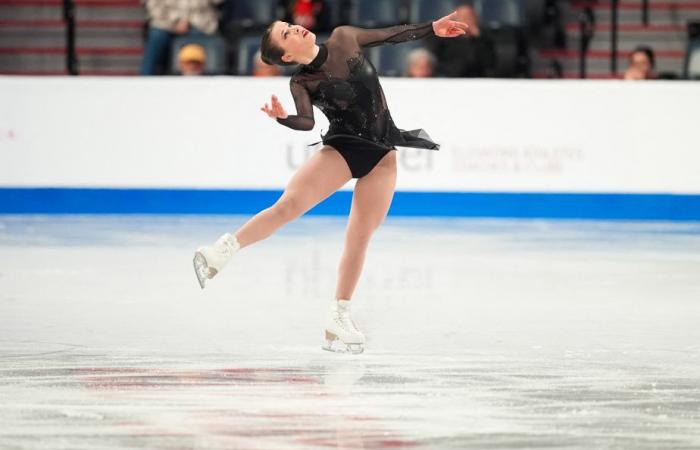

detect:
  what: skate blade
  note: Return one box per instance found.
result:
[322,332,364,354]
[193,251,212,289]
[322,340,364,354]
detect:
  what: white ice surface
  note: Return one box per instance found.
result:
[1,215,699,449]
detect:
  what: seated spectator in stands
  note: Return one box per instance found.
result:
[289,0,331,32]
[427,1,496,77]
[405,48,435,78]
[253,50,282,76]
[624,46,657,80]
[178,43,206,75]
[140,0,223,75]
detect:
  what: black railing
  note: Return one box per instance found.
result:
[610,0,619,74]
[62,0,78,75]
[642,0,650,27]
[579,6,595,78]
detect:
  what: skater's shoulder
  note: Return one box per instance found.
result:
[330,25,352,38]
[328,26,360,46]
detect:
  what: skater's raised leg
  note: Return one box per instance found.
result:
[235,146,352,249]
[194,146,352,288]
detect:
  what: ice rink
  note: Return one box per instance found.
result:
[1,215,699,449]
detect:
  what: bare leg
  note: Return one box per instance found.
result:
[335,150,397,300]
[234,146,352,249]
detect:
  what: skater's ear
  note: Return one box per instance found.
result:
[261,21,297,67]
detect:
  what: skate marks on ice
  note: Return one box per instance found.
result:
[1,349,700,450]
[1,215,700,449]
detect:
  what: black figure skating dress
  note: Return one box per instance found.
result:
[277,22,440,179]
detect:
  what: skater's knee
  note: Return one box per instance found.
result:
[272,196,304,222]
[347,227,375,247]
[358,214,386,236]
[372,211,389,230]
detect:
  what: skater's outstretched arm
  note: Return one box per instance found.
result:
[341,11,470,48]
[260,78,314,131]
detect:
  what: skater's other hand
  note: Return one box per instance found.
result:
[432,11,469,38]
[261,95,288,119]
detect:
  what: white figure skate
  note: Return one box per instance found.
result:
[193,232,240,289]
[322,299,365,354]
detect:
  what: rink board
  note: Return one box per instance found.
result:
[1,188,700,220]
[1,77,699,220]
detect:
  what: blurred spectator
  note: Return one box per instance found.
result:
[140,0,223,75]
[427,1,496,77]
[288,0,331,32]
[405,48,435,78]
[624,46,657,80]
[178,43,206,75]
[253,50,282,76]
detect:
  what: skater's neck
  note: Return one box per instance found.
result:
[298,44,321,66]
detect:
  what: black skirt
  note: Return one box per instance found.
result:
[320,129,439,179]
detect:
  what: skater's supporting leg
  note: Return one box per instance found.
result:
[234,147,352,248]
[335,150,397,300]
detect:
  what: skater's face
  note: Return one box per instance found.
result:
[269,21,316,64]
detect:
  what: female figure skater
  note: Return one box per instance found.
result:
[194,12,469,353]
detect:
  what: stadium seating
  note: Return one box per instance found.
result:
[221,0,281,29]
[367,40,424,76]
[408,0,459,24]
[473,0,524,29]
[684,37,700,79]
[523,0,546,32]
[488,27,528,77]
[348,0,407,28]
[237,35,264,75]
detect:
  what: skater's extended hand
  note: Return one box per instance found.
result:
[432,11,470,38]
[260,95,288,119]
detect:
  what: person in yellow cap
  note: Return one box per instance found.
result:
[178,43,207,76]
[139,0,222,75]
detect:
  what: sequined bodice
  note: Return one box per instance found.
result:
[276,23,434,146]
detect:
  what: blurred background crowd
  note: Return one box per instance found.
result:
[1,0,699,79]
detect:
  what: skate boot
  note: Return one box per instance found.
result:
[322,299,365,354]
[193,232,240,289]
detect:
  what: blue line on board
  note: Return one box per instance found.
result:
[1,188,699,221]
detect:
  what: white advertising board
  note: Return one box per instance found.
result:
[1,77,698,193]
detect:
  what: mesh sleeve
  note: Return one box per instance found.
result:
[276,77,315,131]
[344,22,435,48]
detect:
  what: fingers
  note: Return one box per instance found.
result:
[451,20,469,32]
[260,103,274,118]
[447,20,469,32]
[272,95,287,118]
[271,95,282,111]
[271,96,282,116]
[446,20,468,36]
[436,10,456,25]
[261,95,286,119]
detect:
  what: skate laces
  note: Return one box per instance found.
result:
[334,310,358,333]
